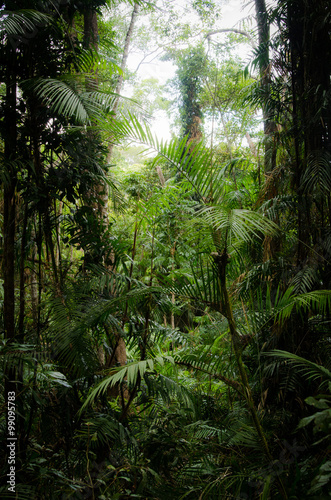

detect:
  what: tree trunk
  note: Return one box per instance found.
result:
[255,0,279,259]
[287,0,331,265]
[254,0,277,175]
[84,9,98,51]
[108,2,139,160]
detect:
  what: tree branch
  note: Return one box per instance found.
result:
[205,28,256,48]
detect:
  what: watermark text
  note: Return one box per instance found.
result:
[7,391,16,493]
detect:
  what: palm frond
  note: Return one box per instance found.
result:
[260,195,297,222]
[198,205,278,246]
[0,485,37,500]
[174,346,242,394]
[272,289,331,324]
[47,294,110,377]
[185,420,222,441]
[289,266,317,294]
[0,9,51,38]
[236,258,290,300]
[22,77,118,124]
[302,151,331,195]
[225,422,262,450]
[75,45,122,77]
[76,413,130,449]
[264,350,331,388]
[145,373,197,412]
[80,354,175,412]
[159,272,220,311]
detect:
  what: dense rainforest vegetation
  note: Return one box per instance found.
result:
[0,0,331,498]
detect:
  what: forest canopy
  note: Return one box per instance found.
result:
[0,0,331,498]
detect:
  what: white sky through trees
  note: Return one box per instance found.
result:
[122,0,256,141]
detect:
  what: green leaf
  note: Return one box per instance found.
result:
[46,371,72,388]
[305,396,330,409]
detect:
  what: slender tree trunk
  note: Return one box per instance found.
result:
[171,243,176,330]
[254,0,272,156]
[255,0,279,259]
[287,0,331,266]
[113,2,139,113]
[84,6,111,228]
[245,132,257,158]
[102,5,140,374]
[107,2,139,160]
[55,200,63,288]
[213,250,288,498]
[254,0,277,174]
